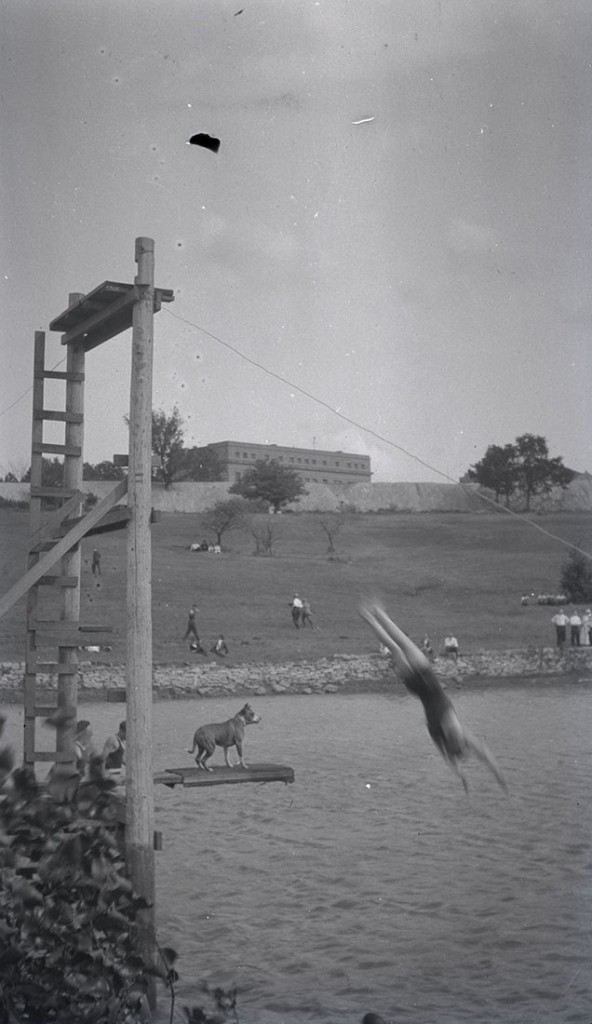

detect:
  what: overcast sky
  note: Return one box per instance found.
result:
[1,0,591,482]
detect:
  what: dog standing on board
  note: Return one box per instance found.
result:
[187,703,261,771]
[359,601,508,794]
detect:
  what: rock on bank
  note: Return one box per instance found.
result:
[0,647,591,702]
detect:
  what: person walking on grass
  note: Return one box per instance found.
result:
[183,603,200,641]
[551,608,569,649]
[301,598,314,628]
[290,593,303,628]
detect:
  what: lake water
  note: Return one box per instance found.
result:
[2,681,592,1024]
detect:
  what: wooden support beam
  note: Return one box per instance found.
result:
[32,442,82,456]
[30,486,79,499]
[32,662,79,675]
[36,576,79,587]
[0,478,127,620]
[35,409,84,422]
[33,623,113,647]
[30,491,86,547]
[37,370,85,382]
[162,763,295,788]
[126,237,156,993]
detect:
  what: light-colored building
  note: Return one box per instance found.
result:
[202,441,372,485]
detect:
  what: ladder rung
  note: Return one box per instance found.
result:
[32,442,82,457]
[36,576,79,587]
[33,706,59,717]
[34,409,84,423]
[30,486,78,498]
[36,370,85,382]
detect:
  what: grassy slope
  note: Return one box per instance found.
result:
[0,507,590,665]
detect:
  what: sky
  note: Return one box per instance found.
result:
[1,0,591,483]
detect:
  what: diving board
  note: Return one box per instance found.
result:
[156,763,295,788]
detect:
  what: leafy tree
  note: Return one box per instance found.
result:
[173,446,223,482]
[467,444,517,505]
[513,433,574,511]
[127,406,184,490]
[468,435,574,510]
[21,457,64,487]
[560,546,592,603]
[229,458,306,512]
[83,460,126,481]
[201,499,248,547]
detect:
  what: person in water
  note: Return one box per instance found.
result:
[359,601,508,794]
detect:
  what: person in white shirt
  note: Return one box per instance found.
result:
[569,610,582,646]
[551,609,569,648]
[290,593,303,628]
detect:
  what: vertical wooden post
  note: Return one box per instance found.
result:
[24,333,46,766]
[126,238,156,987]
[58,299,85,756]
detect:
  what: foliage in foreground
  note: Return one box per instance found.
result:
[0,714,241,1024]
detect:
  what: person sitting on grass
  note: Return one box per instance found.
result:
[211,634,229,656]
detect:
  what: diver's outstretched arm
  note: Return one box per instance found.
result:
[359,601,411,677]
[361,601,432,674]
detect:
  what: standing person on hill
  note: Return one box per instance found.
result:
[301,598,314,628]
[102,721,126,772]
[551,608,569,649]
[183,604,200,641]
[91,548,101,575]
[569,609,582,646]
[581,609,592,647]
[444,634,459,660]
[290,594,303,628]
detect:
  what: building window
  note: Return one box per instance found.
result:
[347,462,351,468]
[322,460,327,465]
[290,457,294,463]
[304,458,309,464]
[235,471,241,480]
[243,453,248,459]
[251,453,256,458]
[235,451,240,458]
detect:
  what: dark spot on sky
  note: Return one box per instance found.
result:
[234,8,244,15]
[151,144,158,152]
[189,133,220,153]
[176,241,184,248]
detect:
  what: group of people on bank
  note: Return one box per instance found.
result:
[551,608,592,648]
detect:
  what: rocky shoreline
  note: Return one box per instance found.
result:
[0,646,591,703]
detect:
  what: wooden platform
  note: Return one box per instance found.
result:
[155,763,295,789]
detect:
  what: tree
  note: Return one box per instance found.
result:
[559,546,592,603]
[229,458,306,512]
[83,460,126,481]
[468,435,574,510]
[174,445,223,482]
[201,499,248,547]
[318,515,346,554]
[467,444,517,505]
[21,457,64,487]
[129,405,185,490]
[513,433,574,511]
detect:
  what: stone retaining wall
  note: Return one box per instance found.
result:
[1,647,591,703]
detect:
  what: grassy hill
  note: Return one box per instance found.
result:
[0,507,590,665]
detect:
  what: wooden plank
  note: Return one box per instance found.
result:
[0,478,127,620]
[37,576,79,587]
[30,751,74,763]
[163,763,295,788]
[32,442,82,456]
[37,370,85,382]
[60,287,138,349]
[30,491,86,547]
[35,409,84,422]
[33,623,113,647]
[57,505,130,538]
[30,486,78,499]
[34,662,79,675]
